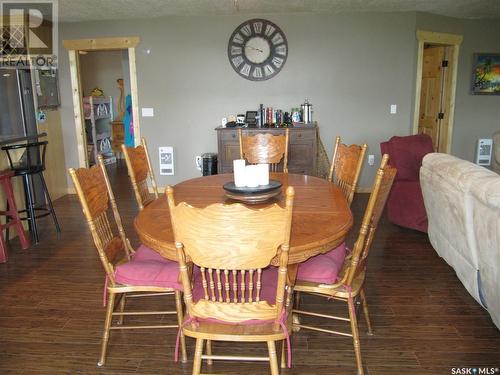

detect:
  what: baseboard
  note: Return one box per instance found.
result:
[355,187,371,193]
[149,186,165,194]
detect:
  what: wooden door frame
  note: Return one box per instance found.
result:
[412,30,463,153]
[63,37,141,167]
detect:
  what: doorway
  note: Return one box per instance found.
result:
[413,31,463,153]
[63,37,141,168]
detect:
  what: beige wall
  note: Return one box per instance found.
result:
[59,12,417,189]
[58,11,500,190]
[416,13,500,163]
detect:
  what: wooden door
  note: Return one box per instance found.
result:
[418,45,447,151]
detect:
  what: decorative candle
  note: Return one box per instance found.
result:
[245,165,259,188]
[257,164,269,186]
[233,159,246,187]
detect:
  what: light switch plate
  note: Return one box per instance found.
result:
[159,146,174,175]
[142,107,154,117]
[390,104,397,114]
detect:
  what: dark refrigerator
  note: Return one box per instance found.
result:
[0,68,45,205]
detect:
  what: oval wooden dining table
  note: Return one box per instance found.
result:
[135,173,353,282]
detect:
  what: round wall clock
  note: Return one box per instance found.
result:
[228,19,288,81]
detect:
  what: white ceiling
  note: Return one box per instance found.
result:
[59,0,500,22]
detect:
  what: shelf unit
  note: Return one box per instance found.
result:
[83,96,115,165]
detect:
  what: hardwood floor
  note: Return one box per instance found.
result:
[1,162,498,374]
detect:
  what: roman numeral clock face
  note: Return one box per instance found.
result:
[228,19,288,81]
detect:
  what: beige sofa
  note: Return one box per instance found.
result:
[420,153,500,328]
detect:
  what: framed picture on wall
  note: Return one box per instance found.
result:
[471,53,500,95]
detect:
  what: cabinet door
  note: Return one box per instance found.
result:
[288,141,315,175]
[288,129,316,175]
[220,142,240,173]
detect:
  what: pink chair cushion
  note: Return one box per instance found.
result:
[192,266,278,305]
[114,245,182,290]
[131,244,170,262]
[296,243,347,284]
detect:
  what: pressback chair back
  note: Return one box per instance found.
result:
[238,129,289,173]
[328,136,367,205]
[342,154,396,286]
[122,137,159,210]
[167,186,294,324]
[69,156,132,282]
[70,156,188,366]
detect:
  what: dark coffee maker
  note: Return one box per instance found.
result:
[200,153,217,176]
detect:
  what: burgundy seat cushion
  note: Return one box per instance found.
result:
[296,243,347,284]
[114,245,182,290]
[192,266,279,304]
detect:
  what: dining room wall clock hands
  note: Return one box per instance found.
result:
[228,19,288,81]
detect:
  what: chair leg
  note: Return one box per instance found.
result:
[267,341,280,375]
[292,291,301,332]
[5,195,30,250]
[347,296,364,375]
[0,228,7,263]
[206,340,213,365]
[117,294,126,325]
[39,173,61,233]
[23,175,39,244]
[4,199,10,244]
[280,339,286,369]
[174,291,187,363]
[192,338,204,375]
[98,291,115,367]
[360,289,373,335]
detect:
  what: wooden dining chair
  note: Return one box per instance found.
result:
[122,137,159,210]
[293,154,396,375]
[69,155,187,366]
[328,136,368,206]
[167,185,295,375]
[239,129,289,173]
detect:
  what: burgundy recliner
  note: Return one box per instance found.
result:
[380,134,433,232]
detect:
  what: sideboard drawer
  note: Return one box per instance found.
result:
[289,130,315,142]
[220,129,238,141]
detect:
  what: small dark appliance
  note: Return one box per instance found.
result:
[245,111,258,127]
[201,153,218,176]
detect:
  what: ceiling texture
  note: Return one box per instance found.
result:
[59,0,500,22]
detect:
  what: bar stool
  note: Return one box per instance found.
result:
[2,141,61,244]
[0,170,31,262]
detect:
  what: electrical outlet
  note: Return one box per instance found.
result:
[390,104,397,114]
[368,154,375,166]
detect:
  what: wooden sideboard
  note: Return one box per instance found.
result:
[216,126,317,175]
